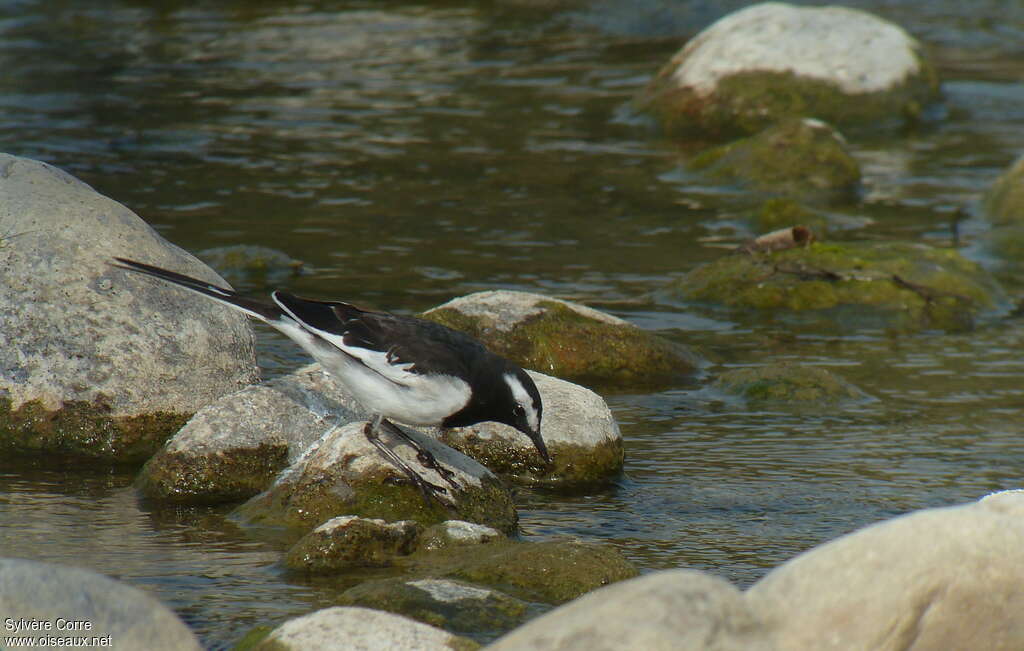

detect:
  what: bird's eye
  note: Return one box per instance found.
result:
[512,404,525,417]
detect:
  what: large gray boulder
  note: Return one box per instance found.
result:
[746,490,1024,650]
[0,558,201,650]
[485,569,768,650]
[0,153,257,462]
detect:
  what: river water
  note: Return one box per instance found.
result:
[2,1,1024,648]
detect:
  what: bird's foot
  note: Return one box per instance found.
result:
[414,448,461,492]
[364,421,456,508]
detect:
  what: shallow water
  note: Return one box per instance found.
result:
[3,1,1024,648]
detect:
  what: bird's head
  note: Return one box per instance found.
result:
[501,368,549,464]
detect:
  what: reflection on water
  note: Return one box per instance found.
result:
[3,0,1024,648]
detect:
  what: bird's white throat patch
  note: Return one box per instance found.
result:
[504,372,539,433]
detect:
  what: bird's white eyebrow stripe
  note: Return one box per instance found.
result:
[504,372,539,432]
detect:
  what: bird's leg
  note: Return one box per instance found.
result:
[378,419,461,492]
[363,416,448,506]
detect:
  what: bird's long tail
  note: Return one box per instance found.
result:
[111,257,284,322]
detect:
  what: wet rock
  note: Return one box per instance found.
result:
[636,3,939,137]
[0,558,201,650]
[233,421,518,536]
[753,198,828,237]
[746,492,1024,650]
[196,244,306,286]
[418,520,505,552]
[254,606,478,651]
[337,577,531,639]
[669,240,1006,332]
[435,539,639,605]
[137,364,362,504]
[438,371,624,487]
[284,516,422,572]
[487,569,768,651]
[689,118,860,203]
[139,361,620,503]
[0,153,257,462]
[712,363,870,407]
[983,154,1024,226]
[422,290,702,386]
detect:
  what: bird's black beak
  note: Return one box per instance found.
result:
[525,427,551,465]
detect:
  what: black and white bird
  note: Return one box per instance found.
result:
[112,257,549,501]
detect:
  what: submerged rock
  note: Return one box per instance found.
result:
[982,154,1024,226]
[433,539,639,605]
[232,421,519,536]
[423,290,702,387]
[0,558,202,651]
[254,606,478,651]
[688,118,861,203]
[196,244,306,286]
[636,2,939,137]
[487,569,768,651]
[284,516,422,572]
[712,363,870,407]
[337,577,532,640]
[439,371,624,486]
[0,153,257,463]
[746,491,1024,650]
[670,240,1006,331]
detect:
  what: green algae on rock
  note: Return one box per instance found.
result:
[635,3,940,138]
[689,118,861,203]
[670,241,1005,332]
[135,365,363,505]
[231,421,519,538]
[712,364,870,407]
[335,577,531,639]
[439,539,639,605]
[196,244,306,286]
[284,516,422,573]
[423,291,701,387]
[0,395,188,464]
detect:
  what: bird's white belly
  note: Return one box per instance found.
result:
[337,360,471,426]
[276,321,471,425]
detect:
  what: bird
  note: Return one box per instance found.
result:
[111,257,549,502]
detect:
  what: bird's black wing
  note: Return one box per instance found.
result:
[272,292,489,381]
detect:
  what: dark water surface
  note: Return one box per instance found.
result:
[3,1,1024,648]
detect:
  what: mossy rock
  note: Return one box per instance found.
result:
[753,199,829,236]
[230,422,519,540]
[634,4,939,139]
[642,70,937,140]
[284,516,422,573]
[335,577,532,639]
[670,241,1005,332]
[712,364,870,406]
[422,291,702,387]
[983,155,1024,226]
[405,539,638,606]
[197,244,306,285]
[0,395,187,464]
[689,118,860,203]
[136,441,289,504]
